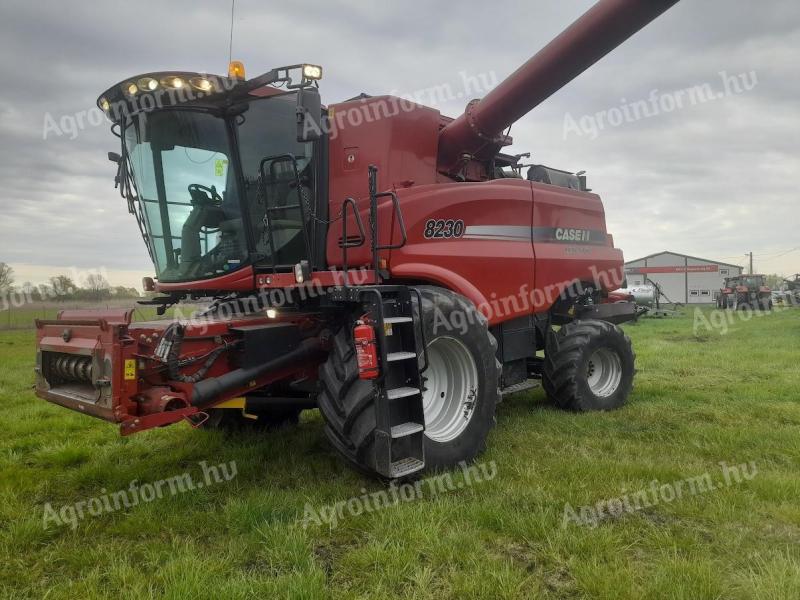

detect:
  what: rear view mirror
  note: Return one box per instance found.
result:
[108,151,121,163]
[296,88,322,142]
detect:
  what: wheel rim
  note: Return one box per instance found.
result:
[586,348,622,398]
[421,336,479,443]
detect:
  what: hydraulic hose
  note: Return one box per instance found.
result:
[190,336,325,408]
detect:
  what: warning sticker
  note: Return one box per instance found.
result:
[214,159,228,177]
[124,359,136,381]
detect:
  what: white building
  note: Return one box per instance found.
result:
[624,251,744,305]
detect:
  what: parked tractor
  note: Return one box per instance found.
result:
[718,275,772,311]
[34,0,678,479]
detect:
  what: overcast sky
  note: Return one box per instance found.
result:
[0,0,798,288]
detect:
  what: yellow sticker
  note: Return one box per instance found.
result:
[124,359,136,381]
[214,159,228,177]
[384,323,393,336]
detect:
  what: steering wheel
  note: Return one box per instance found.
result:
[188,183,223,207]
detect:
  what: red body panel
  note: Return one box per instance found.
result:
[155,265,255,294]
[326,97,440,268]
[530,182,624,305]
[327,163,624,325]
[386,180,535,324]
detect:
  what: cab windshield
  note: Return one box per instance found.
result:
[123,93,315,284]
[124,110,245,282]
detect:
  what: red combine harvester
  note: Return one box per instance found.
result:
[35,0,678,478]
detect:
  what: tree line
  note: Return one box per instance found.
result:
[0,262,141,304]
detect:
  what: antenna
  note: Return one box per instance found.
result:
[228,0,236,65]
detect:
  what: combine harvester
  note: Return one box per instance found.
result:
[34,0,678,478]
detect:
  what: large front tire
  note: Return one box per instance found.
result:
[542,319,635,412]
[317,287,500,477]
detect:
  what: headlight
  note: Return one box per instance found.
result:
[137,77,158,91]
[99,97,110,112]
[294,260,310,284]
[189,77,214,92]
[266,309,277,319]
[123,82,138,96]
[302,64,323,80]
[161,76,185,89]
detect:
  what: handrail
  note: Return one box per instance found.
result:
[340,196,366,286]
[367,165,408,282]
[257,153,313,274]
[374,191,408,251]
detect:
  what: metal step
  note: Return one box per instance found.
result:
[384,316,412,324]
[391,422,424,438]
[387,351,416,362]
[500,379,540,397]
[387,386,420,400]
[390,457,425,478]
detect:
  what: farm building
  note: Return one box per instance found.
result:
[624,251,744,305]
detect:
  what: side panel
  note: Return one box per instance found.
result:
[325,96,440,268]
[155,265,255,293]
[531,182,624,309]
[388,180,535,325]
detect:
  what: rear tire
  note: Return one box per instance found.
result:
[317,287,500,477]
[543,319,635,412]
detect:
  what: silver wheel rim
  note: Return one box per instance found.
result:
[421,337,479,443]
[586,348,622,397]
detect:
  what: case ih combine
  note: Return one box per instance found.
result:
[34,0,678,478]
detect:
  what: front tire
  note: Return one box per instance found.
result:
[543,319,635,412]
[317,287,500,477]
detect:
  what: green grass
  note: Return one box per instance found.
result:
[1,307,799,599]
[0,301,196,330]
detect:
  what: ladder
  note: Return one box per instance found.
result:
[331,285,428,478]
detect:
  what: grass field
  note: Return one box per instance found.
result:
[1,307,799,599]
[0,301,193,330]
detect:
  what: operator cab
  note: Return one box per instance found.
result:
[99,64,326,286]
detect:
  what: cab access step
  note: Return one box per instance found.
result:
[329,285,428,478]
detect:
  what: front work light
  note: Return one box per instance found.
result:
[302,64,323,80]
[124,82,138,96]
[189,77,214,92]
[294,260,311,284]
[161,76,185,89]
[138,77,158,91]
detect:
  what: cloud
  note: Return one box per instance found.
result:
[0,0,798,287]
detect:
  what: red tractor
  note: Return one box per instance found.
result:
[718,275,772,311]
[34,0,678,478]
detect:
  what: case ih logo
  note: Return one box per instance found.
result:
[626,265,719,274]
[533,227,607,245]
[555,228,592,242]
